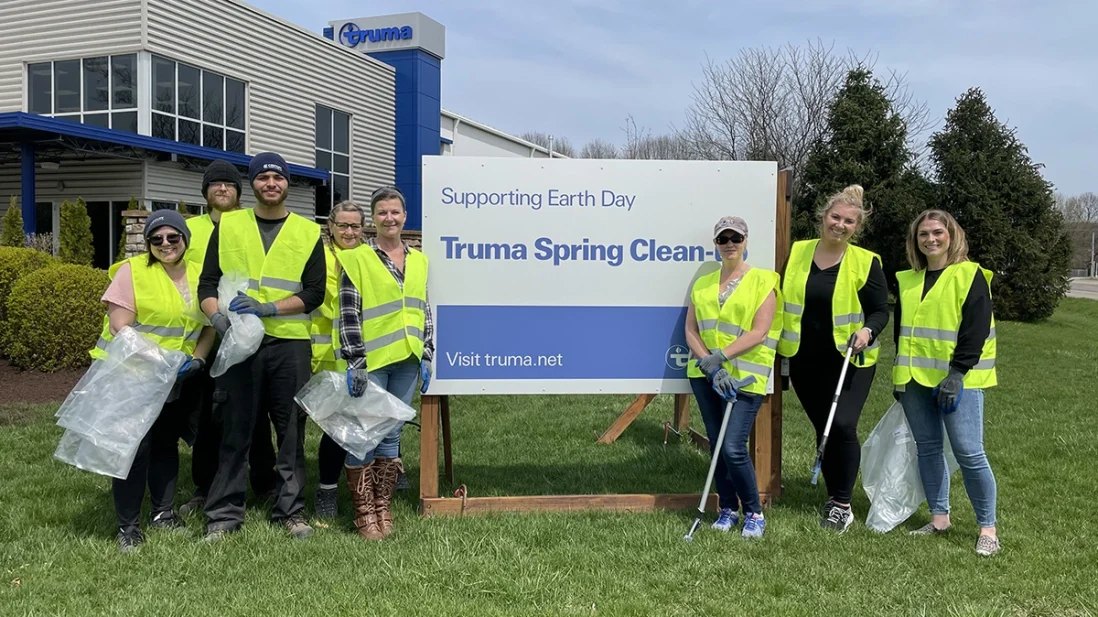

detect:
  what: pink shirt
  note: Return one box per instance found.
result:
[101,261,193,320]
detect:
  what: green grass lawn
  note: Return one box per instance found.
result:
[2,299,1097,616]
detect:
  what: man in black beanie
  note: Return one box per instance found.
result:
[179,159,278,517]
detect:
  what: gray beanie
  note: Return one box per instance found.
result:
[144,209,191,245]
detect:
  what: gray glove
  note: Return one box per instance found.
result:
[210,312,231,337]
[229,291,277,317]
[935,368,965,413]
[696,350,727,377]
[347,368,369,398]
[711,368,735,400]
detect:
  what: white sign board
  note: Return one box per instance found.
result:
[420,157,777,395]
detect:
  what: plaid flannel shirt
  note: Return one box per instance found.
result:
[338,238,434,370]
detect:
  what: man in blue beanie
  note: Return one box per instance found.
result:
[198,151,326,540]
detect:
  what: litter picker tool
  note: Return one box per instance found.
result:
[683,374,756,542]
[810,343,856,485]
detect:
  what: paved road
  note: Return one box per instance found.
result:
[1068,278,1098,300]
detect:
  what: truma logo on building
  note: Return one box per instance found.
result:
[339,22,414,47]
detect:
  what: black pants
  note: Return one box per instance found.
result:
[190,365,277,499]
[204,338,311,530]
[789,349,875,504]
[112,398,186,532]
[318,433,346,487]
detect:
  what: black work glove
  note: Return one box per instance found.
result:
[346,368,369,398]
[210,312,231,337]
[934,369,965,414]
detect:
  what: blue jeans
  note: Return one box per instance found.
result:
[690,377,764,515]
[346,356,420,466]
[900,382,997,528]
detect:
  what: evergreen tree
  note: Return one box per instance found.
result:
[796,68,927,283]
[929,88,1070,321]
[59,198,95,266]
[1,195,25,247]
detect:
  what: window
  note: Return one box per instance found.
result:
[150,55,246,153]
[314,105,351,221]
[27,54,137,132]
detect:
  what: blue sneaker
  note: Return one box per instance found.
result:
[711,508,740,532]
[741,513,766,538]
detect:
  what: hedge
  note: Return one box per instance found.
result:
[0,246,57,322]
[3,264,108,371]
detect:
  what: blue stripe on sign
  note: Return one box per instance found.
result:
[436,305,689,380]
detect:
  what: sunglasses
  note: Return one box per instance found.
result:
[715,232,745,245]
[149,233,182,246]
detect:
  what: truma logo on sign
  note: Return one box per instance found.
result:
[339,22,413,47]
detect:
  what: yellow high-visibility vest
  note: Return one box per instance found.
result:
[217,208,320,340]
[310,245,347,373]
[336,243,428,371]
[893,261,997,389]
[686,267,783,395]
[779,239,882,367]
[90,255,204,359]
[184,214,215,268]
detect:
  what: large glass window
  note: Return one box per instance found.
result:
[28,54,137,132]
[150,55,246,153]
[314,105,351,221]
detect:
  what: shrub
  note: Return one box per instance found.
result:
[0,246,57,322]
[24,232,54,255]
[1,196,24,247]
[2,264,108,371]
[59,198,94,266]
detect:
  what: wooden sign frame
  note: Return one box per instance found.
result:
[417,170,792,516]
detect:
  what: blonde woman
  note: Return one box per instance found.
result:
[893,209,999,556]
[780,185,889,532]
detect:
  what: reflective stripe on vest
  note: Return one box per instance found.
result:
[311,246,347,373]
[89,255,205,360]
[779,239,881,367]
[686,267,783,395]
[892,261,998,390]
[217,208,320,340]
[337,243,429,371]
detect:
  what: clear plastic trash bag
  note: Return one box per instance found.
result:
[53,327,187,479]
[209,272,265,378]
[861,401,959,533]
[294,371,418,460]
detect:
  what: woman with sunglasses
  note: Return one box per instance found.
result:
[685,216,782,539]
[92,209,214,552]
[778,184,889,533]
[312,200,366,519]
[336,186,433,541]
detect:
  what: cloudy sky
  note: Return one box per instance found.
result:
[257,0,1096,195]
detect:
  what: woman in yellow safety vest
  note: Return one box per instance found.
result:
[336,186,433,541]
[92,209,214,553]
[893,209,999,557]
[684,216,782,539]
[312,200,365,519]
[779,184,889,533]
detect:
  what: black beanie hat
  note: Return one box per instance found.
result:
[202,159,242,198]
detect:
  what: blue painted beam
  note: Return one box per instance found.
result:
[20,141,36,235]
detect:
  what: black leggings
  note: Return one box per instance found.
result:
[789,350,875,504]
[318,434,345,486]
[112,399,183,532]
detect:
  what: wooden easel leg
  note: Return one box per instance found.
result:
[674,393,690,433]
[596,393,657,444]
[441,395,454,486]
[419,395,440,504]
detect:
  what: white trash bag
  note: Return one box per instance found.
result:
[861,401,959,533]
[294,371,417,460]
[53,327,186,479]
[209,272,265,378]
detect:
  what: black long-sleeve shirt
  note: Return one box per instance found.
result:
[797,257,890,358]
[893,267,992,374]
[197,213,327,315]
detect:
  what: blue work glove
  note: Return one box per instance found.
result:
[933,368,965,414]
[229,291,278,317]
[420,359,432,394]
[711,368,735,400]
[346,367,369,398]
[696,349,727,377]
[177,356,205,381]
[210,311,231,337]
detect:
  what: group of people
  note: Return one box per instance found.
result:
[94,153,431,552]
[685,185,1000,556]
[91,162,999,558]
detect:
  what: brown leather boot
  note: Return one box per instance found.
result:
[372,457,403,537]
[345,464,383,541]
